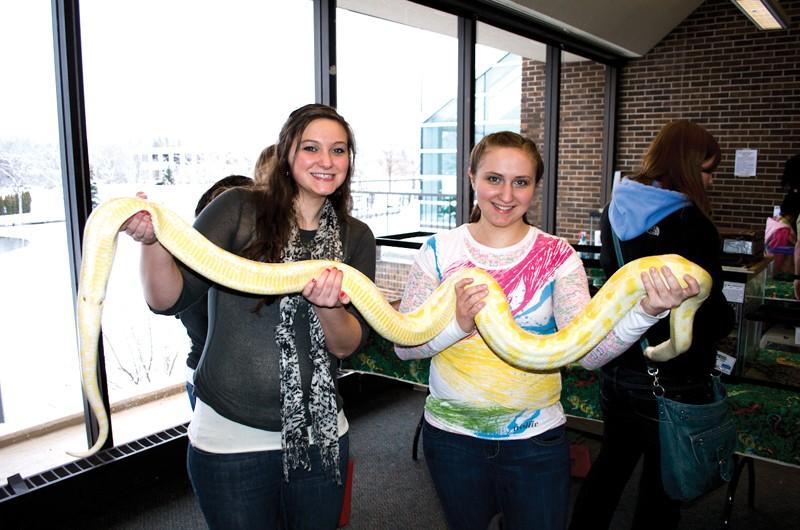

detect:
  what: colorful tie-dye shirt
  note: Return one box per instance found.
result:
[397,225,614,440]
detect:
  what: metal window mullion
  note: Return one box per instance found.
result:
[456,16,476,226]
[314,0,336,107]
[601,63,620,206]
[540,44,560,233]
[52,0,112,452]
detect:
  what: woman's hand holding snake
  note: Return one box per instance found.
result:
[638,265,701,316]
[303,266,364,357]
[119,192,158,245]
[303,266,350,308]
[455,278,489,334]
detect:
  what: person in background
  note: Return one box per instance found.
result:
[781,154,800,298]
[780,153,800,192]
[179,174,253,409]
[121,104,375,530]
[180,140,277,410]
[569,120,735,530]
[765,190,800,275]
[180,145,277,410]
[254,143,277,185]
[395,131,699,530]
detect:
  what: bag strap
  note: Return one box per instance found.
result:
[610,228,665,397]
[610,229,652,356]
[611,228,722,399]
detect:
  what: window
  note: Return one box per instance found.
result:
[475,51,523,136]
[0,1,85,480]
[336,0,458,301]
[78,0,315,448]
[337,0,458,239]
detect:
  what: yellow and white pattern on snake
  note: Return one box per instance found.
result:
[72,196,711,457]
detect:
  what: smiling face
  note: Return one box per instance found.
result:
[289,118,350,206]
[470,146,537,244]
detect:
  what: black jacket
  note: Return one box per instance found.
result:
[599,204,735,381]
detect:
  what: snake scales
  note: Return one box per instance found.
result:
[71,196,711,457]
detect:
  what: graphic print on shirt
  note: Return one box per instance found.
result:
[427,230,576,438]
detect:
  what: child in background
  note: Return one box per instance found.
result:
[766,191,800,275]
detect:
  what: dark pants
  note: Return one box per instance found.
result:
[187,434,348,530]
[423,420,570,530]
[568,368,712,530]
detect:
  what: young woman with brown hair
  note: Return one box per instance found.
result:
[122,104,375,529]
[569,119,735,530]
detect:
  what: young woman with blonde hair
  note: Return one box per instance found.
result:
[396,131,698,530]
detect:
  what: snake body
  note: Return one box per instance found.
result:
[71,196,711,457]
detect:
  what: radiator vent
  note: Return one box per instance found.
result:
[0,423,188,503]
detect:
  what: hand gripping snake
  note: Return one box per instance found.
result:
[71,196,711,457]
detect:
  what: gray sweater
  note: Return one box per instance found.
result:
[157,187,376,430]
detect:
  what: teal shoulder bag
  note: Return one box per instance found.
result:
[610,229,737,501]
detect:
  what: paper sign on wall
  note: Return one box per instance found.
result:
[734,149,757,177]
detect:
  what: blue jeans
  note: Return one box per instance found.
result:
[187,434,348,530]
[423,420,570,530]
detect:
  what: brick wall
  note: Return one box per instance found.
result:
[616,0,800,233]
[521,59,607,242]
[520,59,546,228]
[375,245,417,302]
[375,259,410,302]
[518,0,799,242]
[557,61,606,240]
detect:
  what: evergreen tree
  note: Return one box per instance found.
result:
[157,167,175,185]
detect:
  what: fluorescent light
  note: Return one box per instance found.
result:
[732,0,789,30]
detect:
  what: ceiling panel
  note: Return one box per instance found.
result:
[494,0,705,57]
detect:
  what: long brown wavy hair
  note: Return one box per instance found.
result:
[631,119,720,216]
[468,131,544,224]
[243,104,356,263]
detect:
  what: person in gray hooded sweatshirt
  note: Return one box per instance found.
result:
[568,120,735,530]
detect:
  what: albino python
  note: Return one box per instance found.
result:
[72,196,711,457]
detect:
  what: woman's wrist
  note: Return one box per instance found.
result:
[428,318,470,352]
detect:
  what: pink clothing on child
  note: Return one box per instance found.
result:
[765,216,794,249]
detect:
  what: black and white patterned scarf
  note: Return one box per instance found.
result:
[276,199,343,484]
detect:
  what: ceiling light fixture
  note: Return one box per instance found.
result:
[731,0,789,30]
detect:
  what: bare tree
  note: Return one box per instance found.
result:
[378,149,416,192]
